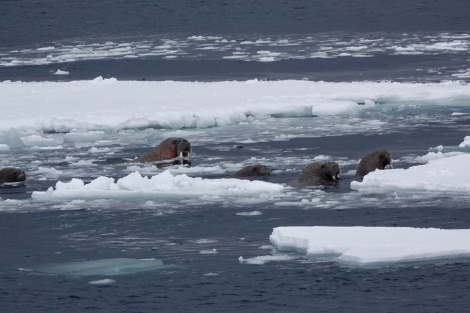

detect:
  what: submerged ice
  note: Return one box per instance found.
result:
[27,258,165,277]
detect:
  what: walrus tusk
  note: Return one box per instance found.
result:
[332,176,336,180]
[180,152,183,158]
[390,163,393,169]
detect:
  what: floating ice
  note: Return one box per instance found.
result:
[2,79,470,136]
[351,154,470,194]
[53,69,69,75]
[88,278,116,285]
[199,249,218,255]
[238,254,295,265]
[459,136,470,148]
[21,134,62,147]
[29,258,165,276]
[0,128,25,149]
[236,211,262,216]
[64,131,106,142]
[270,226,470,266]
[31,170,284,201]
[1,32,468,68]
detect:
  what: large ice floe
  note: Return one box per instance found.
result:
[351,154,470,195]
[1,78,470,137]
[31,170,284,201]
[270,226,470,266]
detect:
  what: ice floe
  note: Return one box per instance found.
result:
[351,154,470,195]
[31,170,284,201]
[270,226,470,266]
[1,79,470,147]
[1,32,469,68]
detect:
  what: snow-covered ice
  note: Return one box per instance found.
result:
[459,136,470,148]
[351,154,470,195]
[31,170,284,201]
[270,226,470,266]
[1,79,470,137]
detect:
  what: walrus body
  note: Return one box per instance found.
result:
[227,164,271,178]
[0,167,26,185]
[297,161,341,185]
[130,138,192,163]
[355,150,392,177]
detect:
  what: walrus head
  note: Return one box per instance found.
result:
[319,161,341,180]
[174,138,192,158]
[253,164,271,176]
[377,150,393,169]
[298,161,341,184]
[355,149,393,178]
[0,167,26,184]
[227,164,271,178]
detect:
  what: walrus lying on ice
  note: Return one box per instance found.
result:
[130,137,192,163]
[296,161,341,185]
[355,150,393,178]
[0,167,26,185]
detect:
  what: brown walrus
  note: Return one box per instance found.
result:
[130,137,192,163]
[297,161,341,184]
[0,167,26,185]
[355,150,393,177]
[227,164,271,178]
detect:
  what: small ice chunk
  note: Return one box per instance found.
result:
[0,128,25,149]
[0,144,10,151]
[236,211,262,216]
[459,136,470,148]
[53,69,70,75]
[88,278,116,285]
[199,249,218,254]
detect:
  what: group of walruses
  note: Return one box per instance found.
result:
[0,137,392,187]
[129,137,393,184]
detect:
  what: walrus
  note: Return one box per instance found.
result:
[0,167,26,185]
[297,161,341,184]
[227,164,271,178]
[130,137,192,163]
[355,150,393,177]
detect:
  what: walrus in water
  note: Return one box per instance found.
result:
[227,164,271,178]
[355,150,393,178]
[130,137,192,163]
[0,167,26,185]
[297,161,341,185]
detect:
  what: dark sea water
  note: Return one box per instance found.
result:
[2,1,470,312]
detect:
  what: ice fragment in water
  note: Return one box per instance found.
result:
[31,258,165,276]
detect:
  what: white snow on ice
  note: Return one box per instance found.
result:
[270,226,470,266]
[31,170,284,201]
[1,78,470,149]
[351,154,470,195]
